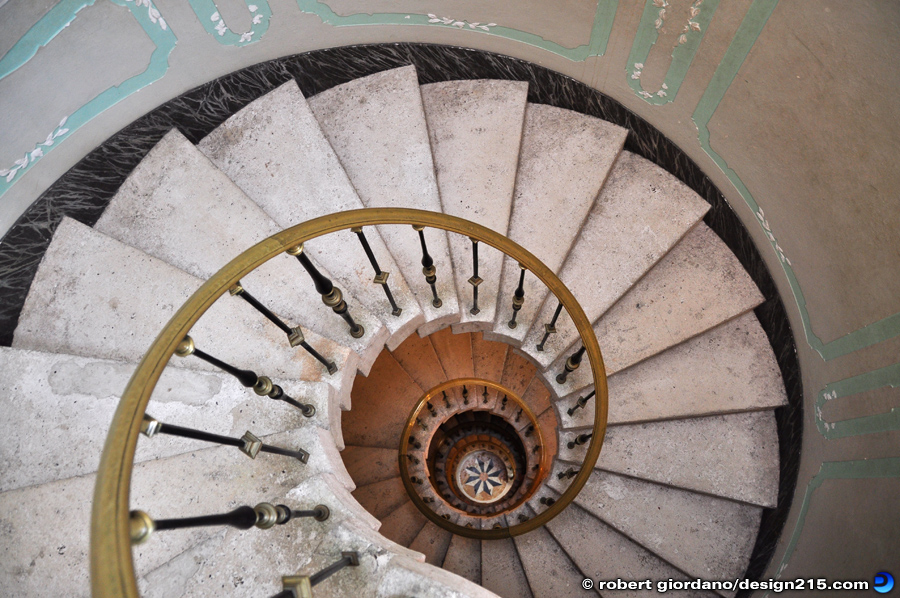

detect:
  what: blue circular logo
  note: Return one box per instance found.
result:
[875,572,894,594]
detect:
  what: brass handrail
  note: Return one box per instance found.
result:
[398,378,547,533]
[90,208,608,596]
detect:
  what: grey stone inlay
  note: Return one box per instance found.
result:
[421,80,527,331]
[96,129,387,374]
[12,218,357,399]
[197,80,425,350]
[481,537,533,598]
[563,470,761,585]
[442,534,482,585]
[521,151,710,368]
[307,66,460,332]
[491,103,627,344]
[560,411,780,507]
[558,312,787,429]
[545,223,765,396]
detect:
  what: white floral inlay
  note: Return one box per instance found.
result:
[756,207,792,265]
[427,14,497,32]
[123,0,168,31]
[0,117,69,183]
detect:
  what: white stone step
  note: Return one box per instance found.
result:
[488,103,627,346]
[379,555,502,598]
[557,312,787,429]
[12,218,358,403]
[544,223,764,397]
[559,411,780,507]
[197,80,425,351]
[442,534,482,585]
[95,129,387,374]
[0,346,337,493]
[561,469,761,586]
[513,505,598,597]
[481,537,534,598]
[306,66,460,334]
[420,80,528,333]
[545,500,718,598]
[520,151,710,368]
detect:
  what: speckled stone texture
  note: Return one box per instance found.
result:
[307,66,460,334]
[565,470,761,586]
[430,326,475,380]
[561,411,780,507]
[481,537,534,598]
[12,218,357,399]
[390,330,447,391]
[421,80,527,332]
[490,103,627,345]
[378,555,501,598]
[442,534,482,585]
[521,151,710,368]
[558,312,787,429]
[545,223,765,397]
[197,80,425,351]
[95,129,387,374]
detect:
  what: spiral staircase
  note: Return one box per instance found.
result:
[0,64,788,597]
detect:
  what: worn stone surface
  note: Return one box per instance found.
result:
[560,411,780,507]
[521,152,710,368]
[95,129,387,374]
[442,534,482,585]
[344,351,422,448]
[421,80,527,331]
[379,555,501,598]
[12,218,357,400]
[408,521,453,566]
[390,330,445,391]
[352,477,410,521]
[341,445,402,487]
[500,349,537,397]
[430,327,475,380]
[472,332,508,381]
[564,470,761,583]
[378,500,428,547]
[198,80,425,348]
[520,376,552,416]
[513,506,597,597]
[481,537,533,598]
[491,104,627,344]
[557,313,787,429]
[308,66,460,331]
[545,223,765,396]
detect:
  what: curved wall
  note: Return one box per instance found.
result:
[1,0,898,586]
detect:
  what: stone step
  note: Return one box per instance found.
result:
[559,469,761,588]
[351,476,410,521]
[378,500,429,547]
[429,326,475,380]
[559,411,780,507]
[513,505,598,597]
[472,332,508,381]
[481,536,534,598]
[544,223,765,397]
[390,329,448,391]
[340,445,401,487]
[489,104,627,346]
[0,346,336,493]
[442,534,482,585]
[307,66,460,334]
[420,80,528,333]
[500,349,538,397]
[380,555,502,598]
[198,80,425,351]
[520,151,710,368]
[95,129,387,374]
[409,521,454,566]
[12,218,358,402]
[557,312,787,429]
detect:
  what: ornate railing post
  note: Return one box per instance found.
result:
[275,552,360,598]
[413,225,442,308]
[286,243,364,338]
[536,302,564,351]
[468,238,482,315]
[567,433,593,450]
[556,345,586,384]
[352,226,402,316]
[567,389,596,416]
[508,264,526,329]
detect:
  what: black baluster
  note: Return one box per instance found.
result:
[500,395,508,411]
[482,386,489,404]
[426,401,437,417]
[409,435,422,449]
[515,408,522,423]
[442,391,451,409]
[413,225,442,308]
[275,552,360,598]
[462,385,469,405]
[556,345,586,384]
[567,390,596,416]
[352,226,402,316]
[141,415,309,462]
[557,468,577,480]
[524,424,534,437]
[410,476,424,485]
[508,264,526,329]
[405,453,419,465]
[286,244,364,338]
[539,496,556,507]
[536,302,564,352]
[175,336,315,416]
[567,433,593,450]
[416,417,428,431]
[468,238,482,315]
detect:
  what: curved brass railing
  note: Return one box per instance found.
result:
[90,208,608,597]
[398,377,547,535]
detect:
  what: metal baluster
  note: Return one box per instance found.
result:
[416,417,428,431]
[175,336,315,416]
[286,243,364,338]
[410,476,424,485]
[468,238,482,315]
[275,552,360,598]
[507,264,526,329]
[130,502,329,545]
[462,385,469,405]
[536,302,564,352]
[539,497,556,507]
[482,386,489,404]
[556,345,586,384]
[141,415,309,463]
[426,401,437,417]
[230,281,337,375]
[442,391,451,409]
[405,453,419,465]
[500,395,508,411]
[409,436,422,449]
[413,225,442,308]
[524,425,534,437]
[515,408,522,423]
[567,433,593,449]
[557,468,578,480]
[567,390,596,416]
[352,226,402,316]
